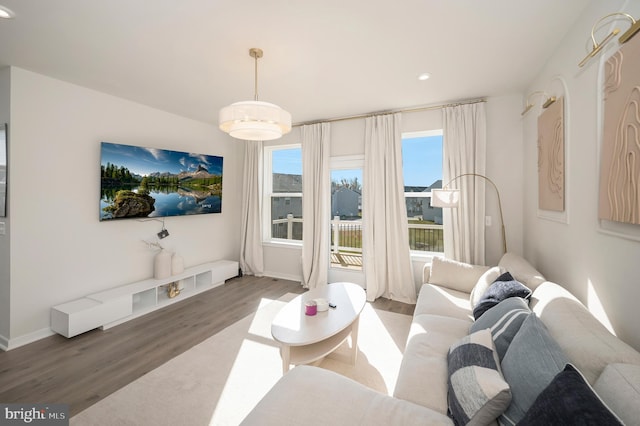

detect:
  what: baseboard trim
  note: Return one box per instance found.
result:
[263,271,302,283]
[0,333,8,351]
[0,327,55,351]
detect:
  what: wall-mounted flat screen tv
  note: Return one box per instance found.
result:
[100,142,223,221]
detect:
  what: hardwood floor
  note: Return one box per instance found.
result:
[0,276,414,417]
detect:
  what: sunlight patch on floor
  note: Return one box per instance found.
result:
[352,303,408,393]
[209,298,287,426]
[319,303,410,395]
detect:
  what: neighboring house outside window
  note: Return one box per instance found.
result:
[331,187,360,218]
[264,145,303,243]
[402,130,444,254]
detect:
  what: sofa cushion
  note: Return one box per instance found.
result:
[518,364,623,426]
[414,283,473,321]
[594,363,640,426]
[472,273,532,320]
[470,266,504,308]
[447,329,511,425]
[428,256,491,294]
[395,314,471,414]
[470,297,531,361]
[500,314,568,425]
[241,366,453,426]
[532,281,640,384]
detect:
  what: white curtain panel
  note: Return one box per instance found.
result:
[362,113,416,304]
[301,123,331,289]
[239,140,264,276]
[442,103,487,265]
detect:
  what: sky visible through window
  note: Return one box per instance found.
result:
[402,135,442,187]
[272,148,302,175]
[272,134,442,188]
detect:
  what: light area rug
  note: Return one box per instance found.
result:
[71,293,412,426]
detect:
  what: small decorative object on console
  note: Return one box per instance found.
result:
[305,300,317,316]
[314,298,329,312]
[166,282,180,298]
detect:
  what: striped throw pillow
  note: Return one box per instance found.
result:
[470,297,531,361]
[448,329,512,425]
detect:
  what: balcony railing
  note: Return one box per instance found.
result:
[272,214,303,240]
[331,217,363,254]
[271,214,444,253]
[407,222,445,252]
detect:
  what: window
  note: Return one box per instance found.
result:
[402,130,444,253]
[264,145,303,243]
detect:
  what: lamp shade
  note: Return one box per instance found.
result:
[430,189,460,208]
[219,100,292,141]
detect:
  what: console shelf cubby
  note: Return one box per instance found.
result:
[51,259,239,338]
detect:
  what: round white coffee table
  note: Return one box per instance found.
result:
[271,282,366,373]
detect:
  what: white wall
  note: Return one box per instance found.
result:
[0,67,11,343]
[522,0,640,350]
[263,97,525,290]
[485,95,526,263]
[3,67,242,348]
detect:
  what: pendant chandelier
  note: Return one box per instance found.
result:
[219,48,292,141]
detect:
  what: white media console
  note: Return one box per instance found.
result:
[51,259,239,338]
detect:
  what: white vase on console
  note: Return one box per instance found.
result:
[154,249,172,279]
[171,252,184,275]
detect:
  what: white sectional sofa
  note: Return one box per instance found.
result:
[241,253,640,425]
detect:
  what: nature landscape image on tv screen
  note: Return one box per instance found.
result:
[100,142,223,220]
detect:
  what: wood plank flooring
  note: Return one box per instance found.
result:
[0,275,414,417]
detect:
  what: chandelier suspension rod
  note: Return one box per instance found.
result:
[249,47,263,102]
[254,51,258,101]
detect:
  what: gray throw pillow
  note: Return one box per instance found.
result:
[470,297,531,361]
[499,314,568,426]
[448,329,511,425]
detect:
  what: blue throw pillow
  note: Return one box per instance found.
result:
[518,364,623,425]
[472,272,532,320]
[499,314,568,425]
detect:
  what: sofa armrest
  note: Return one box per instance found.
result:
[241,366,453,426]
[498,252,546,290]
[423,262,432,283]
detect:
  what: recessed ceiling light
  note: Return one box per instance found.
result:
[417,72,431,81]
[0,5,15,19]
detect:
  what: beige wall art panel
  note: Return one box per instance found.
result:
[599,34,640,225]
[538,96,565,212]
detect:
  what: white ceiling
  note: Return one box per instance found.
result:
[0,0,590,125]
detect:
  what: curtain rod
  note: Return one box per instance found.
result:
[292,98,486,127]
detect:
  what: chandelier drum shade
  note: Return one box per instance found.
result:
[219,100,291,141]
[219,48,292,141]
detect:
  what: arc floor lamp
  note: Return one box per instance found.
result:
[430,173,507,254]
